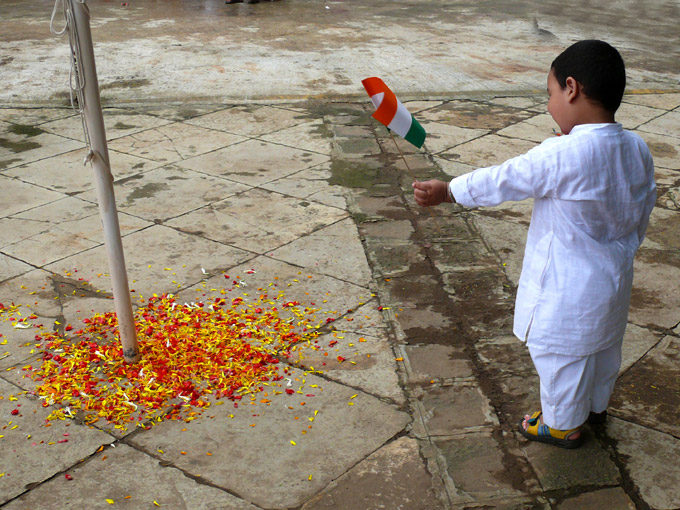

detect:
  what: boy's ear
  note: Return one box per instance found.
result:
[565,76,581,103]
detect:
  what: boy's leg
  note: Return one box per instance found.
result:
[528,347,594,430]
[591,340,623,414]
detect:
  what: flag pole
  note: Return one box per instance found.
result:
[68,0,140,363]
[387,131,443,235]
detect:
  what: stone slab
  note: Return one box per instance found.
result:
[44,225,252,298]
[5,148,162,194]
[0,378,114,504]
[419,100,534,131]
[300,437,444,510]
[361,219,415,241]
[4,2,680,106]
[658,184,680,210]
[616,101,668,130]
[0,128,83,171]
[474,335,535,379]
[520,434,620,492]
[126,104,226,123]
[167,188,347,254]
[294,329,405,404]
[186,105,309,137]
[0,175,65,218]
[466,207,531,286]
[107,122,246,164]
[1,228,100,269]
[497,113,559,142]
[128,368,410,509]
[607,417,680,510]
[636,130,680,170]
[2,443,259,510]
[623,93,680,110]
[79,165,251,222]
[0,255,33,283]
[269,217,372,286]
[638,109,680,139]
[176,138,329,187]
[336,301,391,340]
[404,343,474,383]
[0,310,49,372]
[450,497,551,510]
[438,134,537,168]
[434,157,477,179]
[363,237,428,278]
[435,431,526,502]
[182,255,371,325]
[413,382,498,437]
[0,109,76,127]
[620,323,662,375]
[555,487,636,510]
[629,257,680,329]
[610,335,680,437]
[259,163,348,210]
[419,121,488,155]
[1,197,151,256]
[40,110,173,143]
[494,371,543,427]
[260,119,332,156]
[645,206,680,251]
[39,211,152,247]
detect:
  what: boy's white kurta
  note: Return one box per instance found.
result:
[449,123,656,356]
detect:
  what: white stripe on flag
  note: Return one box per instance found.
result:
[370,92,384,110]
[387,100,413,139]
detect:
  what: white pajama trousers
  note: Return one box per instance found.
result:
[528,341,622,430]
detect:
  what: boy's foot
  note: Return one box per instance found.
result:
[225,0,244,3]
[519,411,584,449]
[587,410,607,425]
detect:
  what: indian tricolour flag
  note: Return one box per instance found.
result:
[361,77,426,149]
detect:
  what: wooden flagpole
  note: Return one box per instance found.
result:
[387,131,443,235]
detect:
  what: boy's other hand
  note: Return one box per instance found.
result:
[412,179,450,207]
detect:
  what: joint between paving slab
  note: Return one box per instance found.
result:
[573,424,656,510]
[116,433,267,509]
[6,88,680,109]
[355,234,461,506]
[337,115,542,505]
[0,440,121,509]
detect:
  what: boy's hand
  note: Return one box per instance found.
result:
[412,180,451,207]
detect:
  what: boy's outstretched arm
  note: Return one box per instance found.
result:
[412,179,454,207]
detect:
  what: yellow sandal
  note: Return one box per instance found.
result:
[518,411,584,449]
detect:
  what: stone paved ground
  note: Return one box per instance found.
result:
[2,92,679,510]
[2,1,680,509]
[329,93,680,509]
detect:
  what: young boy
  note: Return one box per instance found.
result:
[413,40,656,448]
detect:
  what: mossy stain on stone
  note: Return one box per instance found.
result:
[8,124,44,137]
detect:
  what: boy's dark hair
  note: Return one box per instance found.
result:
[551,40,626,113]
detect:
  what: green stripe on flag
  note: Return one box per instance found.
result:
[404,116,426,148]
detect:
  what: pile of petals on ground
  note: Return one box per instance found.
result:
[21,291,331,431]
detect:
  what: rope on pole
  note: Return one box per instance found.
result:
[50,0,92,151]
[51,0,140,363]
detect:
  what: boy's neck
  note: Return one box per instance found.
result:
[572,100,616,127]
